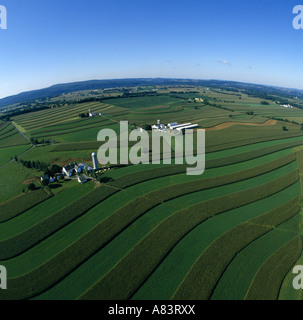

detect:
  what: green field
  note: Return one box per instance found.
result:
[1,86,303,300]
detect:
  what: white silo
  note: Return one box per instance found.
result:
[92,152,98,170]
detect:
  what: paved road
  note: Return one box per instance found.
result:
[0,145,36,169]
[10,121,30,142]
[0,122,34,169]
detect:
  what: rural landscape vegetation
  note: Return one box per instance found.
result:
[1,78,303,300]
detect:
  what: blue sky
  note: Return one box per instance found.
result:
[0,0,302,98]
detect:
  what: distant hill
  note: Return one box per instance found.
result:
[0,78,303,108]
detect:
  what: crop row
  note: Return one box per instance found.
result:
[244,236,302,300]
[78,171,299,300]
[0,152,297,260]
[172,197,301,300]
[0,188,52,223]
[0,160,297,299]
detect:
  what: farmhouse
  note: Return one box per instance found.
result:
[63,163,82,177]
[89,109,98,117]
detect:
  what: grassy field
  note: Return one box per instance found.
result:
[1,87,303,300]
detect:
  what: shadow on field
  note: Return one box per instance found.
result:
[49,184,63,189]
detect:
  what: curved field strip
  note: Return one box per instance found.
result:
[0,145,297,254]
[77,170,299,300]
[132,185,302,300]
[132,105,184,115]
[0,126,16,138]
[0,151,296,259]
[0,188,53,223]
[0,145,32,167]
[15,103,108,130]
[39,180,302,300]
[0,164,191,260]
[0,163,298,299]
[29,118,115,138]
[211,214,303,300]
[172,205,301,300]
[0,122,9,132]
[0,154,295,259]
[204,119,277,131]
[17,107,107,131]
[0,131,20,143]
[206,135,303,161]
[244,236,302,300]
[14,102,105,123]
[28,116,113,136]
[30,121,117,141]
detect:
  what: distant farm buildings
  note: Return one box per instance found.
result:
[152,120,199,132]
[89,109,98,117]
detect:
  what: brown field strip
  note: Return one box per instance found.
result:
[204,119,277,131]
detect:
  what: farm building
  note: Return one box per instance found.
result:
[169,123,192,130]
[78,163,94,172]
[63,163,82,177]
[89,109,98,117]
[77,176,88,184]
[92,153,98,170]
[176,124,199,131]
[152,120,166,131]
[168,122,178,129]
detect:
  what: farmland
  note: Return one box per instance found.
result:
[1,84,303,300]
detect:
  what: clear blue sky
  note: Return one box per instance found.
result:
[0,0,302,98]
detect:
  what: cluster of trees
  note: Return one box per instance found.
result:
[0,105,51,121]
[79,113,90,118]
[246,111,254,116]
[269,116,299,125]
[30,137,52,145]
[44,164,62,177]
[19,159,50,171]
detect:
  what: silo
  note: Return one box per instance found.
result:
[92,152,98,170]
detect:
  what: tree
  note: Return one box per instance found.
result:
[282,126,288,131]
[27,183,35,191]
[41,179,49,187]
[143,124,152,131]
